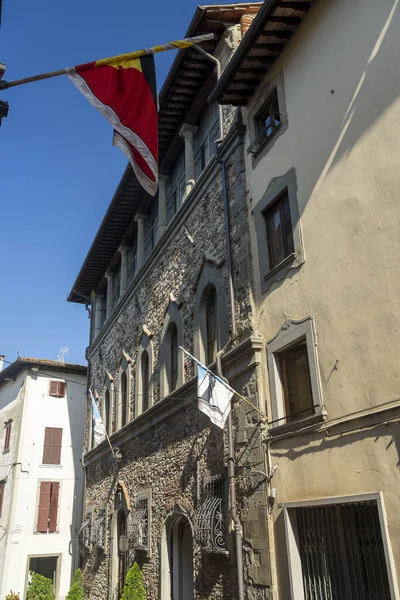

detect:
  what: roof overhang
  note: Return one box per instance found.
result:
[208,0,313,106]
[0,358,87,387]
[68,3,262,304]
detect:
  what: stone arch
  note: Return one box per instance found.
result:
[135,328,154,416]
[194,258,228,365]
[160,506,195,600]
[159,301,185,399]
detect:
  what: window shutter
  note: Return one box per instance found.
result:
[0,482,4,516]
[48,482,60,532]
[42,428,53,464]
[37,482,51,532]
[52,428,63,465]
[42,428,63,465]
[4,422,11,452]
[49,381,66,397]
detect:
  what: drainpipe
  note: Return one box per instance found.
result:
[192,44,237,339]
[193,44,242,597]
[216,349,244,600]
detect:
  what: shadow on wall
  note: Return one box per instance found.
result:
[290,0,400,213]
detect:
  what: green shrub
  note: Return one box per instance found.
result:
[27,572,55,600]
[120,563,146,600]
[66,569,84,600]
[6,592,20,600]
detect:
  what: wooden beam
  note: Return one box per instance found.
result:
[173,87,197,95]
[234,78,261,87]
[245,55,275,64]
[178,70,204,78]
[223,89,254,97]
[268,16,302,25]
[260,30,292,39]
[237,67,266,75]
[277,1,311,10]
[252,43,284,52]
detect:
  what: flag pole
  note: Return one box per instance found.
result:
[0,33,214,91]
[179,346,265,418]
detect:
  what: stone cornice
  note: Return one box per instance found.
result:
[84,333,263,465]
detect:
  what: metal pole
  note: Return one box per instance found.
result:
[0,33,214,91]
[216,350,245,600]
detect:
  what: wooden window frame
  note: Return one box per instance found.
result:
[267,317,324,431]
[264,190,294,270]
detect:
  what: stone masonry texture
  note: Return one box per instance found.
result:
[81,121,271,600]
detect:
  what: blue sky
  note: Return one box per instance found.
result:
[0,0,238,365]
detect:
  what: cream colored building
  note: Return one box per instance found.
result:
[210,0,400,597]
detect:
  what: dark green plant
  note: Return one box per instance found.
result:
[66,569,84,600]
[120,563,146,600]
[27,572,55,600]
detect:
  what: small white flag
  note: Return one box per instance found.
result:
[90,389,106,447]
[197,364,233,429]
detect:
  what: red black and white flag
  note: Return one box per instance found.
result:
[68,55,158,196]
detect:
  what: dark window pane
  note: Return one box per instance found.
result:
[206,287,217,365]
[169,323,178,392]
[258,89,281,140]
[264,191,293,269]
[121,371,127,426]
[280,341,313,421]
[105,390,111,434]
[142,350,149,412]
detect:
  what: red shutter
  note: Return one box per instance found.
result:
[42,428,53,464]
[42,428,62,465]
[37,482,51,532]
[52,429,63,465]
[0,482,4,516]
[48,482,60,532]
[49,381,65,397]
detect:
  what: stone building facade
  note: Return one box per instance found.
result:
[69,4,273,600]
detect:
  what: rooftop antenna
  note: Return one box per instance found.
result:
[57,347,69,363]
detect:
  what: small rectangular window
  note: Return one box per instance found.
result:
[264,191,294,270]
[248,88,282,156]
[42,427,63,465]
[0,481,5,516]
[49,381,66,398]
[3,421,11,453]
[279,340,313,421]
[37,481,59,533]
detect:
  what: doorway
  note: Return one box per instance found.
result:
[161,514,194,600]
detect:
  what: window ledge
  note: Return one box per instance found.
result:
[268,410,326,437]
[39,464,63,469]
[2,449,10,455]
[263,252,296,283]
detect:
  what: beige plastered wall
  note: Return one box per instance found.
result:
[241,0,400,594]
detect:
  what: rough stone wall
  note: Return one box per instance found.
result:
[82,124,270,599]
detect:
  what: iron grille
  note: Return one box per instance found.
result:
[78,514,92,553]
[296,501,391,600]
[93,507,107,551]
[195,473,227,554]
[131,497,149,551]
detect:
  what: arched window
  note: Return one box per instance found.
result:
[160,303,184,399]
[120,371,128,427]
[135,331,153,416]
[104,389,111,434]
[142,350,149,412]
[169,323,178,392]
[194,260,228,367]
[117,510,127,598]
[206,286,217,365]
